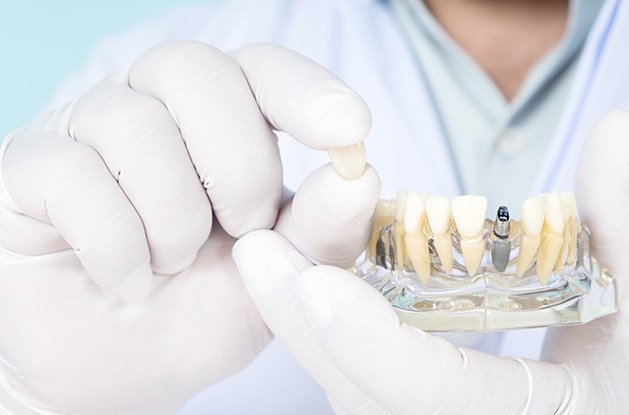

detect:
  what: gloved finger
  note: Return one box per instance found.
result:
[231,43,371,179]
[296,267,574,414]
[2,129,151,302]
[275,163,381,268]
[128,41,282,238]
[233,230,388,415]
[69,78,213,274]
[576,110,629,277]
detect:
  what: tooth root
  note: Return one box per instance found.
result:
[460,238,485,275]
[433,234,453,272]
[405,233,431,284]
[537,231,563,284]
[517,196,547,276]
[425,196,453,272]
[451,195,487,275]
[326,141,365,180]
[536,193,565,284]
[404,191,431,283]
[517,235,541,276]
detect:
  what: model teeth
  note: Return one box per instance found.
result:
[452,195,487,275]
[516,196,547,276]
[425,196,453,272]
[369,191,580,287]
[326,141,365,180]
[403,191,431,284]
[536,192,565,284]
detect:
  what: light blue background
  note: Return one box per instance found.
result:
[0,0,211,138]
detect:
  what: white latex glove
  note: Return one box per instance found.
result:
[234,110,629,414]
[0,41,376,414]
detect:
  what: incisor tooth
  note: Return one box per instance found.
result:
[536,192,564,284]
[452,195,487,275]
[517,196,547,276]
[395,190,407,222]
[426,196,453,272]
[404,191,431,284]
[326,141,365,180]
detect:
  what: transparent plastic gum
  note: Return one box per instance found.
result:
[352,209,617,332]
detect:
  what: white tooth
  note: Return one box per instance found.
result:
[520,196,547,236]
[452,195,487,239]
[404,191,425,233]
[326,141,365,180]
[404,191,430,283]
[426,196,453,272]
[536,192,564,284]
[375,199,396,219]
[395,190,407,222]
[516,196,547,276]
[452,195,487,275]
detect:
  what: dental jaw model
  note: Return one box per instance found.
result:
[355,191,617,331]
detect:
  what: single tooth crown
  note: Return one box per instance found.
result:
[326,141,366,180]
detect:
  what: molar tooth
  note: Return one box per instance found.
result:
[404,191,431,284]
[517,195,547,276]
[326,141,366,180]
[452,195,487,275]
[536,192,564,284]
[426,196,453,272]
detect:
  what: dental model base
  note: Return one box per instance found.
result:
[354,191,617,332]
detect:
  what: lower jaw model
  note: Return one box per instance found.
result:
[353,191,617,332]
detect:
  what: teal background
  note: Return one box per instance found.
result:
[0,0,209,139]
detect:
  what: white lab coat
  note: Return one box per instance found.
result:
[50,0,629,413]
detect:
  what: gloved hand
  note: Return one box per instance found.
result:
[234,110,629,414]
[0,41,379,414]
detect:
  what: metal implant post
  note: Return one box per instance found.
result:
[491,206,511,272]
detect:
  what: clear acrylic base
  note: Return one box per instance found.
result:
[353,222,617,332]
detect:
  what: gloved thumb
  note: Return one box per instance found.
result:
[275,163,381,267]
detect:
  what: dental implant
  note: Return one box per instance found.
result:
[491,206,511,272]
